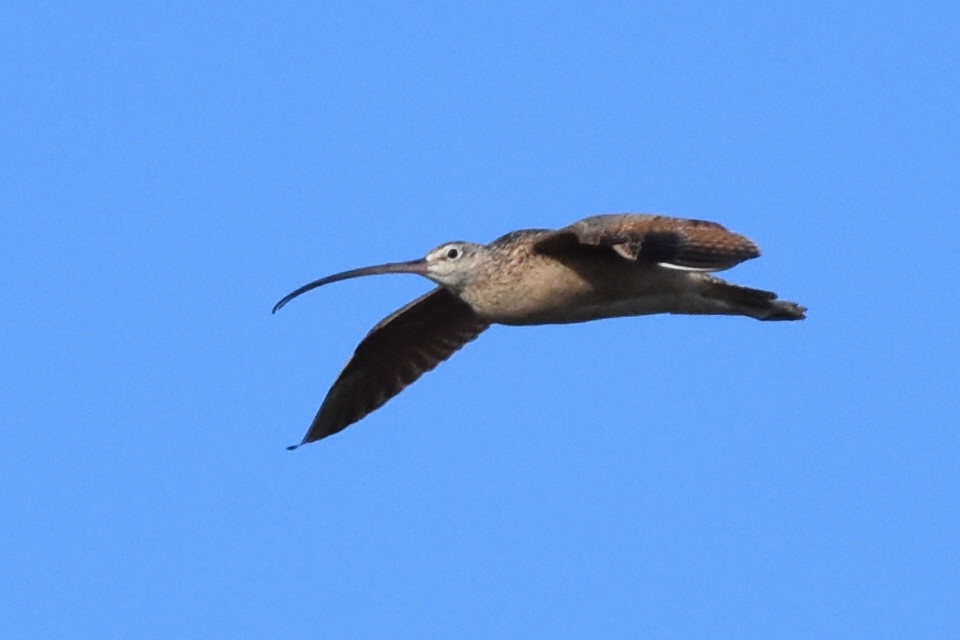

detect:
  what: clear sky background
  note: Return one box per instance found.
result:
[3,2,958,638]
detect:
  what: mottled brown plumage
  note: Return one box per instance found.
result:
[274,213,805,446]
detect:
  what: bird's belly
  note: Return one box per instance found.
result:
[465,260,693,326]
[495,295,687,325]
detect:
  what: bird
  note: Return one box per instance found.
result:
[273,213,805,448]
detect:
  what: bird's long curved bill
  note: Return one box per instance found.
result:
[272,259,428,314]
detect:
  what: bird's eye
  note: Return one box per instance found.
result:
[446,248,460,259]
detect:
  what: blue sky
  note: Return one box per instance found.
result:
[3,1,958,637]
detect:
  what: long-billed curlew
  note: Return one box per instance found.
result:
[274,214,805,447]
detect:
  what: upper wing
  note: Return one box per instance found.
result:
[296,287,490,445]
[533,213,760,271]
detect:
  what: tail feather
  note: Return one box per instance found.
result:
[700,275,806,321]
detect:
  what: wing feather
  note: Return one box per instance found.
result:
[534,213,760,271]
[297,287,489,445]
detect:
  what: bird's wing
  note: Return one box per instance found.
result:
[533,213,760,271]
[297,287,490,445]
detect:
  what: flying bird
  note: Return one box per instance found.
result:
[274,214,805,447]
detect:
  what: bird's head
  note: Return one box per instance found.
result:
[420,241,485,290]
[271,241,485,313]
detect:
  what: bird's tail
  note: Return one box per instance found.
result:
[697,275,806,321]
